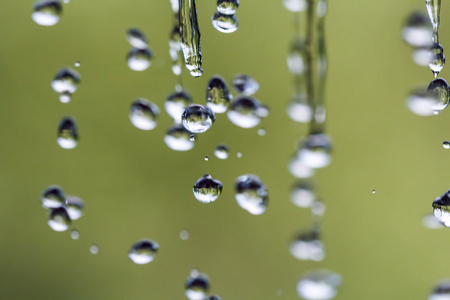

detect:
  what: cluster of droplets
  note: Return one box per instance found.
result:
[212,0,239,33]
[185,269,222,300]
[126,28,153,71]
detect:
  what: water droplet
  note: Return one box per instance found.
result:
[444,141,450,149]
[212,12,239,33]
[283,0,307,12]
[51,68,80,94]
[180,230,190,240]
[290,229,325,261]
[57,117,78,149]
[126,28,148,49]
[165,90,192,123]
[128,239,159,264]
[179,0,203,77]
[227,96,269,128]
[288,154,315,178]
[129,99,160,131]
[127,48,152,71]
[204,156,209,161]
[406,87,441,116]
[90,244,99,255]
[190,135,196,141]
[432,190,450,227]
[297,133,332,169]
[206,76,230,114]
[214,144,229,160]
[74,61,80,67]
[429,43,446,77]
[429,280,450,300]
[164,124,195,151]
[235,174,268,215]
[208,296,222,300]
[48,207,71,232]
[287,39,306,75]
[287,94,313,123]
[372,190,376,194]
[170,0,179,13]
[412,47,431,66]
[182,104,216,133]
[186,269,210,300]
[422,214,444,229]
[402,12,433,48]
[257,128,266,136]
[64,196,84,220]
[42,185,65,209]
[217,0,239,15]
[32,0,62,26]
[193,174,223,203]
[236,152,242,158]
[297,270,342,300]
[232,74,260,95]
[290,182,316,208]
[427,77,449,112]
[311,201,326,218]
[70,229,79,240]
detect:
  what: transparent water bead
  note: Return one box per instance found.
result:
[182,104,215,133]
[422,214,444,229]
[297,270,342,300]
[217,0,239,15]
[64,196,84,220]
[126,28,148,49]
[427,78,449,112]
[32,0,62,26]
[227,96,269,128]
[42,185,65,209]
[70,229,79,240]
[57,117,78,149]
[283,0,307,12]
[59,91,72,104]
[127,48,152,71]
[429,43,445,77]
[51,68,80,94]
[429,280,450,300]
[287,39,307,75]
[444,141,450,149]
[179,0,203,77]
[74,61,80,67]
[207,76,230,113]
[237,152,242,158]
[164,124,195,151]
[432,190,450,227]
[290,229,325,261]
[406,87,441,116]
[214,144,229,159]
[165,90,192,122]
[186,269,210,300]
[290,182,316,208]
[287,95,313,123]
[128,239,159,264]
[235,174,269,215]
[90,244,99,254]
[193,174,223,203]
[48,207,71,232]
[232,74,260,96]
[129,99,160,130]
[288,154,315,178]
[180,230,190,240]
[402,12,433,48]
[212,12,239,33]
[297,133,332,169]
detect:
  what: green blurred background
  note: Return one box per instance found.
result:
[0,0,448,299]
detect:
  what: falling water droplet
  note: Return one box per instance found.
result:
[429,43,445,77]
[372,190,376,194]
[64,196,84,220]
[180,230,190,240]
[74,61,80,67]
[204,156,209,161]
[129,99,160,131]
[190,135,196,141]
[51,68,80,94]
[406,87,441,116]
[290,182,316,208]
[288,154,315,178]
[127,48,152,71]
[179,0,203,77]
[217,0,239,15]
[297,270,342,300]
[126,28,148,49]
[235,174,269,215]
[257,128,266,136]
[59,91,72,104]
[214,144,229,159]
[427,77,449,112]
[48,207,71,232]
[237,152,242,158]
[193,174,223,203]
[297,133,332,169]
[402,12,433,48]
[212,12,239,33]
[182,104,216,133]
[206,76,230,113]
[186,269,210,300]
[57,117,78,149]
[443,141,450,149]
[283,0,307,12]
[311,201,326,218]
[90,244,99,255]
[290,228,325,261]
[32,0,62,26]
[227,96,269,128]
[429,280,450,300]
[287,94,314,123]
[70,229,79,240]
[42,185,65,209]
[128,239,159,264]
[422,214,444,229]
[165,90,193,123]
[165,124,195,151]
[432,190,450,227]
[232,74,260,95]
[287,39,307,75]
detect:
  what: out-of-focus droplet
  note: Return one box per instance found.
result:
[70,229,79,240]
[227,96,269,128]
[74,61,80,67]
[427,77,449,112]
[59,91,72,104]
[257,128,266,136]
[165,124,195,151]
[180,230,190,240]
[235,174,269,215]
[214,144,229,159]
[406,87,441,116]
[186,269,210,300]
[297,133,332,169]
[127,48,152,71]
[287,39,306,75]
[48,207,71,232]
[283,0,307,12]
[129,99,160,131]
[193,174,223,203]
[52,68,80,94]
[32,0,62,26]
[422,214,444,229]
[57,117,78,149]
[128,239,159,265]
[165,90,192,123]
[444,141,450,149]
[432,190,450,227]
[297,270,342,300]
[290,182,316,208]
[429,43,446,77]
[170,0,179,13]
[126,28,148,49]
[90,244,99,255]
[288,154,315,178]
[190,135,196,141]
[287,95,313,123]
[42,185,65,209]
[237,152,242,158]
[204,156,209,161]
[429,280,450,300]
[232,74,260,95]
[412,47,431,66]
[217,0,239,15]
[372,190,376,194]
[65,196,84,220]
[402,11,433,48]
[290,229,325,261]
[207,75,230,113]
[182,104,216,133]
[212,12,239,33]
[311,201,326,218]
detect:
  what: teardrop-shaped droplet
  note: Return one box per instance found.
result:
[422,213,444,229]
[127,48,152,71]
[232,74,260,95]
[283,0,307,12]
[402,11,433,48]
[51,68,80,94]
[165,90,192,123]
[32,0,62,26]
[297,270,342,300]
[311,201,326,218]
[406,87,441,116]
[193,174,223,203]
[290,182,316,208]
[179,0,203,77]
[164,124,195,151]
[297,133,332,169]
[126,28,148,49]
[180,230,190,240]
[427,77,449,112]
[42,185,65,209]
[129,99,160,131]
[217,0,239,15]
[128,239,159,264]
[290,228,325,261]
[227,96,269,128]
[288,154,315,178]
[207,75,230,113]
[212,12,239,33]
[57,117,78,149]
[426,0,441,43]
[182,104,216,133]
[214,144,229,160]
[429,43,445,77]
[287,94,313,123]
[186,269,210,300]
[64,195,84,220]
[432,190,450,227]
[235,174,269,215]
[429,280,450,300]
[48,207,71,232]
[287,39,307,75]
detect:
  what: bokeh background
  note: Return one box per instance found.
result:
[0,0,448,299]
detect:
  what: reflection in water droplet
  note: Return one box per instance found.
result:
[372,190,376,194]
[165,124,195,151]
[406,87,441,116]
[207,76,230,114]
[288,154,315,178]
[126,28,148,49]
[186,269,210,300]
[297,270,342,300]
[402,12,433,48]
[214,144,229,159]
[127,48,152,71]
[287,98,314,123]
[65,196,84,220]
[52,68,80,94]
[166,90,192,123]
[32,0,62,26]
[129,99,160,131]
[427,77,450,112]
[42,185,65,209]
[290,229,325,261]
[283,0,307,12]
[290,182,316,208]
[90,244,99,255]
[70,229,79,240]
[48,207,71,232]
[217,0,239,15]
[429,280,450,300]
[444,141,450,149]
[227,96,269,128]
[297,133,332,169]
[232,74,260,95]
[432,191,450,227]
[180,230,190,240]
[422,214,444,229]
[429,43,446,77]
[179,0,203,77]
[212,12,239,33]
[182,104,216,133]
[193,174,223,203]
[57,117,78,149]
[128,239,159,264]
[235,174,269,215]
[59,91,72,103]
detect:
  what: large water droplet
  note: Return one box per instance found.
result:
[42,185,65,209]
[283,0,307,12]
[429,43,445,77]
[232,74,260,95]
[406,87,441,116]
[290,182,316,208]
[48,207,71,232]
[51,68,80,94]
[217,0,239,15]
[427,77,449,112]
[235,174,269,215]
[193,174,223,203]
[179,0,203,77]
[59,91,72,104]
[212,12,239,33]
[227,96,269,128]
[297,270,342,300]
[128,239,159,264]
[32,0,62,26]
[288,154,315,178]
[432,190,450,227]
[126,28,148,49]
[297,133,332,169]
[182,104,216,133]
[290,229,325,261]
[130,99,160,131]
[287,39,306,75]
[166,90,193,123]
[64,196,84,220]
[429,280,450,300]
[207,76,230,113]
[422,214,444,229]
[402,12,433,48]
[57,117,78,149]
[186,269,210,300]
[164,124,195,151]
[214,144,229,159]
[127,48,152,71]
[180,230,190,240]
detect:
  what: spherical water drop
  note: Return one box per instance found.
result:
[290,182,316,208]
[193,174,223,203]
[51,68,80,94]
[170,0,179,13]
[257,128,266,136]
[283,0,307,12]
[406,87,441,116]
[402,12,433,48]
[214,144,229,160]
[128,239,159,264]
[429,43,445,76]
[59,91,72,103]
[182,104,216,133]
[235,174,269,215]
[180,230,190,240]
[287,39,306,75]
[427,78,450,112]
[372,190,376,194]
[90,244,99,255]
[311,201,326,218]
[164,124,195,151]
[186,269,210,300]
[74,61,80,67]
[206,75,230,114]
[444,141,450,149]
[290,229,325,261]
[287,97,313,123]
[165,90,193,123]
[288,154,315,178]
[227,96,269,128]
[127,48,152,71]
[32,0,62,26]
[422,214,444,229]
[64,196,84,220]
[42,185,65,209]
[429,280,450,300]
[297,270,342,300]
[57,117,78,149]
[297,133,332,169]
[212,12,239,33]
[48,207,71,232]
[204,156,209,161]
[217,0,239,15]
[432,191,450,227]
[70,229,79,240]
[237,152,242,158]
[126,28,148,49]
[129,99,160,131]
[232,74,260,95]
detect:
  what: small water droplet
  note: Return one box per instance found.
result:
[227,96,269,128]
[287,94,314,123]
[290,182,316,208]
[311,201,326,217]
[297,270,342,300]
[74,61,80,67]
[287,39,306,75]
[70,229,79,240]
[232,74,260,95]
[429,43,445,77]
[204,156,209,161]
[288,154,315,178]
[90,244,99,255]
[180,230,190,240]
[193,174,223,203]
[402,12,433,48]
[190,135,196,141]
[427,77,450,112]
[214,144,229,160]
[64,196,84,220]
[42,185,65,209]
[235,174,268,215]
[57,117,78,149]
[297,133,332,169]
[257,128,266,136]
[126,28,148,49]
[290,228,325,261]
[237,152,242,158]
[165,90,193,123]
[186,269,210,300]
[32,0,62,26]
[48,207,71,232]
[283,0,307,12]
[444,141,450,149]
[206,75,230,114]
[127,48,152,71]
[217,0,239,15]
[129,99,160,131]
[212,12,239,33]
[51,68,80,94]
[372,190,376,194]
[128,239,159,264]
[164,124,195,151]
[182,104,216,133]
[59,91,72,103]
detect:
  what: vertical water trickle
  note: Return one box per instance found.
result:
[426,0,446,78]
[179,0,203,77]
